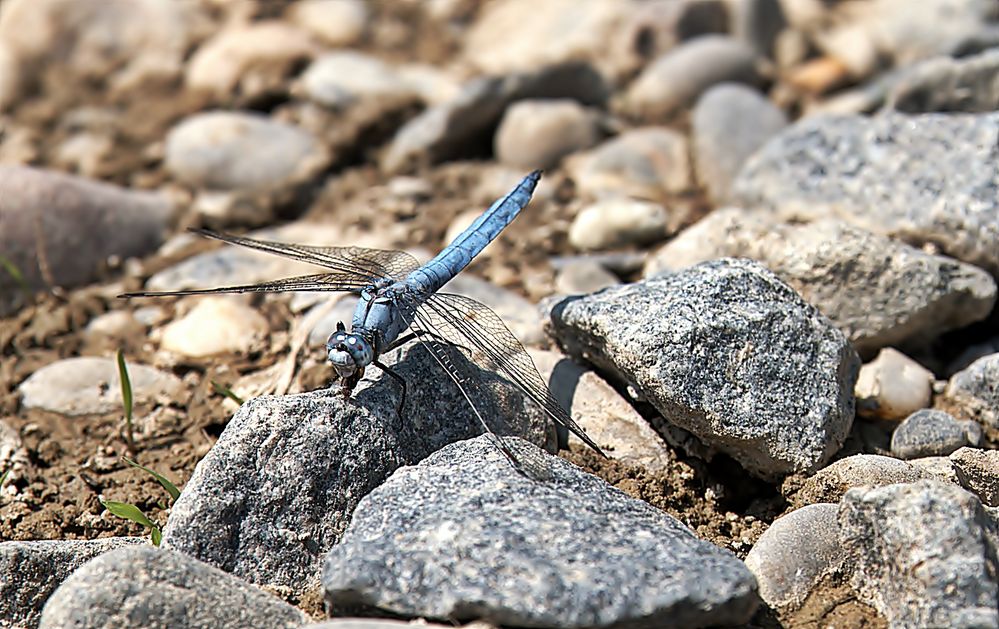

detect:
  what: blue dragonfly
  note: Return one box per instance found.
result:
[122,171,606,464]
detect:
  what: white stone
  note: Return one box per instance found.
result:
[18,357,182,416]
[856,348,933,420]
[569,198,669,251]
[300,52,413,108]
[494,99,601,170]
[160,297,270,357]
[185,21,318,97]
[286,0,368,47]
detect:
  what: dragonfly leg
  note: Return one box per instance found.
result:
[373,360,406,415]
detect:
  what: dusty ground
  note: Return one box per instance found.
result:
[0,1,886,626]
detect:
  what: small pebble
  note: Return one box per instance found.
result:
[946,353,999,430]
[494,99,602,170]
[855,348,933,420]
[185,21,318,98]
[691,83,787,203]
[890,409,981,460]
[790,454,932,508]
[625,35,762,120]
[165,111,327,192]
[568,198,670,251]
[159,297,270,358]
[744,503,843,610]
[286,0,368,47]
[553,259,618,295]
[567,127,692,200]
[84,311,143,338]
[300,51,413,109]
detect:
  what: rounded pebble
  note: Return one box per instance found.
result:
[692,83,787,203]
[18,357,182,416]
[159,297,270,357]
[300,52,413,108]
[494,99,601,170]
[890,409,981,459]
[625,35,762,120]
[567,127,692,200]
[554,259,618,295]
[855,347,933,420]
[286,0,368,47]
[568,198,670,251]
[744,503,844,610]
[164,111,327,191]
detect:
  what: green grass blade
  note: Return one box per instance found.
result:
[150,526,162,546]
[0,254,30,301]
[122,457,181,502]
[115,349,133,421]
[0,468,8,488]
[100,498,158,531]
[211,380,245,405]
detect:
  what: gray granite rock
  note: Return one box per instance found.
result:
[163,345,553,594]
[0,537,145,629]
[646,211,997,355]
[165,111,328,191]
[625,35,763,120]
[303,621,456,629]
[910,455,961,485]
[691,84,787,203]
[566,127,693,201]
[734,112,999,275]
[744,503,844,610]
[790,454,933,508]
[384,62,608,173]
[891,409,982,459]
[0,165,172,316]
[494,99,602,170]
[951,447,999,507]
[947,353,999,430]
[18,357,183,416]
[323,435,758,628]
[38,545,308,629]
[550,258,859,480]
[839,480,999,628]
[889,48,999,113]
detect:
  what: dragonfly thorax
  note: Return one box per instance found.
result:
[326,321,375,378]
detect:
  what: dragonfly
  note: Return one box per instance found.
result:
[121,171,606,465]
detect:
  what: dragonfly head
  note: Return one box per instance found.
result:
[326,322,374,378]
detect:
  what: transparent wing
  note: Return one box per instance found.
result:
[414,292,606,457]
[120,273,367,297]
[191,229,421,282]
[120,229,423,298]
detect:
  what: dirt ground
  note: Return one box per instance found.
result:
[0,1,886,626]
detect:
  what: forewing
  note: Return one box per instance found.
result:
[192,229,421,281]
[120,273,364,297]
[416,293,606,457]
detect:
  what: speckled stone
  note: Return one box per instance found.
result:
[163,345,553,593]
[550,258,858,480]
[323,435,759,627]
[38,545,308,629]
[890,409,981,459]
